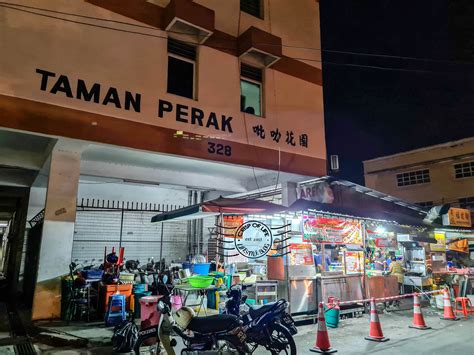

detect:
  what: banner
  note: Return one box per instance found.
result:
[223,216,247,263]
[302,217,362,245]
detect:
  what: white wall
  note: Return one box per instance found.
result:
[28,181,190,220]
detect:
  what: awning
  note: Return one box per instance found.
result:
[287,199,426,227]
[151,197,285,223]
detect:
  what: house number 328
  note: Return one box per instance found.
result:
[208,142,232,157]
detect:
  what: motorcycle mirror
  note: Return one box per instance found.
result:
[162,275,168,284]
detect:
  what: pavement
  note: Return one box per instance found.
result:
[0,305,473,354]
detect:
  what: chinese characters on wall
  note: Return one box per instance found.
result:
[252,125,309,148]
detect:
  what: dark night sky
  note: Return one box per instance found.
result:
[320,0,474,184]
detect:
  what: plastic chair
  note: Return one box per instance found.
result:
[105,294,126,326]
[454,297,474,318]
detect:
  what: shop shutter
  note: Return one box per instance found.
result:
[72,209,216,265]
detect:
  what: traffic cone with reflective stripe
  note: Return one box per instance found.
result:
[440,287,459,321]
[310,302,337,354]
[365,298,389,342]
[409,293,431,329]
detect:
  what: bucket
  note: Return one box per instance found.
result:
[324,306,340,328]
[134,291,152,318]
[182,262,192,270]
[172,295,183,310]
[192,263,211,275]
[435,294,444,309]
[133,284,147,294]
[139,296,161,328]
[246,299,256,306]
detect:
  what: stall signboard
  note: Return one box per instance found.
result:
[296,182,334,203]
[223,216,244,233]
[223,216,247,263]
[303,217,362,245]
[431,232,446,252]
[289,243,314,266]
[443,208,472,228]
[344,251,364,274]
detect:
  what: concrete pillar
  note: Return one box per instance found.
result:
[32,143,81,320]
[281,181,297,207]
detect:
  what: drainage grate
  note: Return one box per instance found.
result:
[14,341,36,355]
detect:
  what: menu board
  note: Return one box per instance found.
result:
[344,251,364,274]
[303,216,362,245]
[431,232,446,252]
[289,243,314,266]
[223,216,247,263]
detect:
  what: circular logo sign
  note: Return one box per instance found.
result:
[234,220,273,259]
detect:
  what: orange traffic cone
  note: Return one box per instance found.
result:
[365,298,389,342]
[409,293,431,329]
[440,287,459,321]
[310,302,337,354]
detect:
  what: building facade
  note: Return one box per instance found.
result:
[363,138,474,210]
[0,0,325,319]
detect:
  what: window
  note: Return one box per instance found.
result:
[454,161,474,179]
[240,0,263,18]
[459,197,474,209]
[167,39,196,99]
[240,64,263,116]
[396,169,430,187]
[417,201,434,208]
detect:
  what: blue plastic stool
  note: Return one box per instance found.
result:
[105,294,126,327]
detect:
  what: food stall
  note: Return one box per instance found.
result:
[431,227,474,296]
[149,195,436,320]
[301,215,365,306]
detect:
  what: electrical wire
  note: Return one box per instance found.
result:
[1,2,471,76]
[1,2,472,67]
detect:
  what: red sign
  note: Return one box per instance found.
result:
[303,217,362,245]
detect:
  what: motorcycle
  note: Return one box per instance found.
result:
[225,284,297,355]
[134,291,251,354]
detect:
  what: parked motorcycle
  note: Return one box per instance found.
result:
[134,288,251,355]
[225,284,297,355]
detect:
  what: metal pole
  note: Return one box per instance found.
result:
[159,222,164,268]
[119,207,124,248]
[284,216,291,312]
[361,222,368,313]
[218,212,223,265]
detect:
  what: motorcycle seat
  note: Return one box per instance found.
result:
[249,303,276,318]
[187,314,240,334]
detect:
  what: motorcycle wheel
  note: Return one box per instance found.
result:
[267,323,297,355]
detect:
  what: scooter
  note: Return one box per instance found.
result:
[134,283,250,355]
[224,284,297,355]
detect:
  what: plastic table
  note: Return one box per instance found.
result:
[174,284,218,316]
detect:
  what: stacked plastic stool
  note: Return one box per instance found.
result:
[454,297,474,318]
[105,294,126,326]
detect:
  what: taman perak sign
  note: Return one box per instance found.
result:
[34,68,312,154]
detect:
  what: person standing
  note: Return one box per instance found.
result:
[389,255,405,294]
[313,245,331,272]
